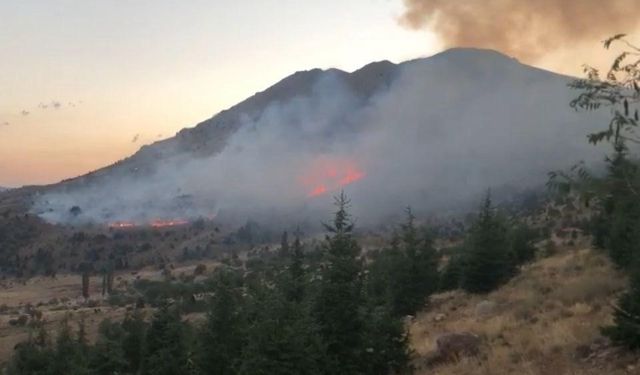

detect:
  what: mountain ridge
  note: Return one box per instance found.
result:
[4,47,609,224]
[53,47,568,189]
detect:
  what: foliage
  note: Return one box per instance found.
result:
[558,35,640,350]
[142,301,190,375]
[367,207,439,316]
[461,192,514,294]
[196,268,246,374]
[603,262,640,349]
[315,192,366,374]
[6,193,416,375]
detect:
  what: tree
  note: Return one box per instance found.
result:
[366,234,404,310]
[366,208,440,316]
[49,317,90,375]
[439,251,465,292]
[142,301,189,375]
[121,309,147,374]
[239,284,324,375]
[461,191,512,294]
[7,329,53,375]
[555,35,640,349]
[361,304,411,375]
[603,262,640,349]
[81,271,90,300]
[508,223,537,266]
[315,191,365,374]
[600,146,640,268]
[279,230,290,257]
[286,229,306,303]
[197,269,246,375]
[397,207,439,315]
[90,319,128,375]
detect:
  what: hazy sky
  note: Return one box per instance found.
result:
[0,0,636,187]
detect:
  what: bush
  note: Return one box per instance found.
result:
[194,264,207,276]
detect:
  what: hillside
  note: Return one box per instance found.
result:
[410,245,636,374]
[16,48,609,226]
[1,232,635,374]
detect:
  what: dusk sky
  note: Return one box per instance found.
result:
[1,0,637,187]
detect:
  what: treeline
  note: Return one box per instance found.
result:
[6,192,542,375]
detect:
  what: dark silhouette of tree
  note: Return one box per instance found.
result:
[315,191,365,374]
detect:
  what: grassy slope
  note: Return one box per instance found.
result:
[409,245,640,374]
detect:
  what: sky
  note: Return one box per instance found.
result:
[0,0,637,187]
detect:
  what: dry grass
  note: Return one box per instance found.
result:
[0,260,219,367]
[409,247,637,374]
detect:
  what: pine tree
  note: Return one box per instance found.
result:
[368,208,440,316]
[398,207,439,315]
[90,319,128,375]
[361,304,411,375]
[286,229,306,303]
[315,191,365,374]
[50,316,90,375]
[508,223,537,266]
[602,145,640,268]
[121,309,147,374]
[366,234,403,310]
[239,284,324,375]
[603,260,640,349]
[197,269,246,375]
[461,191,512,294]
[142,301,189,375]
[7,329,53,375]
[280,230,290,258]
[439,251,464,291]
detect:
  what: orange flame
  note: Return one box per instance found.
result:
[150,219,189,228]
[108,219,190,229]
[108,221,137,229]
[299,157,366,197]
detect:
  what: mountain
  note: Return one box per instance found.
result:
[25,48,609,225]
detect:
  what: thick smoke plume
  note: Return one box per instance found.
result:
[34,49,608,228]
[401,0,640,61]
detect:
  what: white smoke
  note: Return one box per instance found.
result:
[33,49,609,227]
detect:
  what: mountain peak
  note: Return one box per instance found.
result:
[430,47,519,62]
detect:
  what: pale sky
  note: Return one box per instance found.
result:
[0,0,630,187]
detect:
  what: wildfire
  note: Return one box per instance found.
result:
[150,219,189,228]
[108,221,137,229]
[108,219,190,229]
[299,157,366,197]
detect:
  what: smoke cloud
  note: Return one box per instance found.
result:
[401,0,640,62]
[33,50,608,228]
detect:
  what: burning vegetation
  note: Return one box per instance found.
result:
[299,157,366,197]
[108,219,191,229]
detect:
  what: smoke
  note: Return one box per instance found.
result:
[401,0,640,62]
[33,49,608,228]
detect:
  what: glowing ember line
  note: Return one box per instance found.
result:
[108,219,190,229]
[108,221,137,229]
[150,219,189,228]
